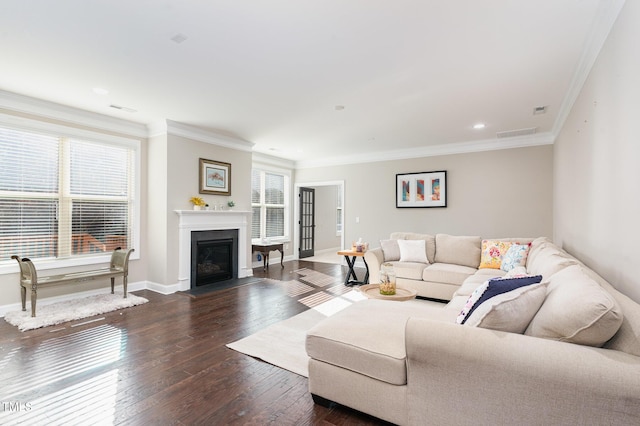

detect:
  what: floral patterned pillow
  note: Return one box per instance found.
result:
[501,244,530,272]
[479,240,512,269]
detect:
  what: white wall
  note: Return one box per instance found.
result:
[146,131,253,287]
[295,145,554,250]
[554,0,640,303]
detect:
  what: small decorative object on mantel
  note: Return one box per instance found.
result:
[396,170,447,208]
[227,200,235,210]
[190,196,206,210]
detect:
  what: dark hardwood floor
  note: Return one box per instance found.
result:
[0,260,389,425]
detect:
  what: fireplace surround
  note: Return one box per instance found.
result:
[175,210,252,291]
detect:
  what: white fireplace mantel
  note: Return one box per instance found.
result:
[175,210,252,290]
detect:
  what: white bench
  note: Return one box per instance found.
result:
[12,248,134,317]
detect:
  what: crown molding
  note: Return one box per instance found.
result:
[552,0,626,136]
[149,119,254,152]
[252,152,295,170]
[0,89,148,138]
[294,132,555,169]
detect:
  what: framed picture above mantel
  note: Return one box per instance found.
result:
[396,170,447,208]
[199,158,231,196]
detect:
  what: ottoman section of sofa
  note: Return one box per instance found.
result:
[305,299,449,386]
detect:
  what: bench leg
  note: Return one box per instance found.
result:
[123,276,128,298]
[111,277,115,294]
[31,286,37,318]
[21,285,26,312]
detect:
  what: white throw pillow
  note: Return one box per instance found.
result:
[465,282,549,333]
[397,239,428,263]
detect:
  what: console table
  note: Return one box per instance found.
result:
[337,249,369,286]
[252,243,285,271]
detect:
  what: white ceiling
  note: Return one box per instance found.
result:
[0,1,619,167]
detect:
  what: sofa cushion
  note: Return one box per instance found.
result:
[504,266,528,278]
[464,282,548,333]
[398,239,429,263]
[390,232,436,263]
[305,299,451,386]
[528,244,578,279]
[479,240,512,269]
[422,263,477,286]
[525,266,624,347]
[434,234,481,268]
[455,270,506,297]
[390,261,429,280]
[380,239,401,261]
[500,244,530,272]
[525,236,554,269]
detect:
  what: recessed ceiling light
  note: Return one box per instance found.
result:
[93,87,109,95]
[171,33,188,44]
[335,105,345,111]
[473,123,486,129]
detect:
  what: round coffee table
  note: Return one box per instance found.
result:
[359,284,417,301]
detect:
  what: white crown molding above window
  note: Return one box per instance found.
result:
[148,119,254,152]
[295,132,555,169]
[0,89,148,139]
[252,152,296,170]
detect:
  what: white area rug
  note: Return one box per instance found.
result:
[3,292,149,332]
[227,289,366,377]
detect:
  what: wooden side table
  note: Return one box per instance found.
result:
[337,249,369,286]
[252,243,285,271]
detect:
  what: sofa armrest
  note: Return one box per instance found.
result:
[405,317,640,425]
[364,248,384,283]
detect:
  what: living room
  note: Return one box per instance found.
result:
[1,1,639,424]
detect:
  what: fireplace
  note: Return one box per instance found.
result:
[191,229,238,288]
[175,209,252,292]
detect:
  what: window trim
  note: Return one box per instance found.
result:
[251,164,291,244]
[0,113,141,275]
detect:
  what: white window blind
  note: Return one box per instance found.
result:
[0,125,135,262]
[0,127,59,259]
[251,168,288,240]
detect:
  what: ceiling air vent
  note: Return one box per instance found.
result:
[533,106,547,115]
[496,127,537,139]
[109,104,137,113]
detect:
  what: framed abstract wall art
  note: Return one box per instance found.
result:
[199,158,231,195]
[396,170,447,208]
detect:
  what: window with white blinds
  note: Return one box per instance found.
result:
[251,168,288,241]
[0,125,136,262]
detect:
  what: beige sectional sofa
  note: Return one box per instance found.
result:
[364,232,536,300]
[306,235,640,425]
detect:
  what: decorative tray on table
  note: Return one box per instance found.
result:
[358,284,417,301]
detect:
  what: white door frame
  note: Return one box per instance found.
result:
[293,180,345,260]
